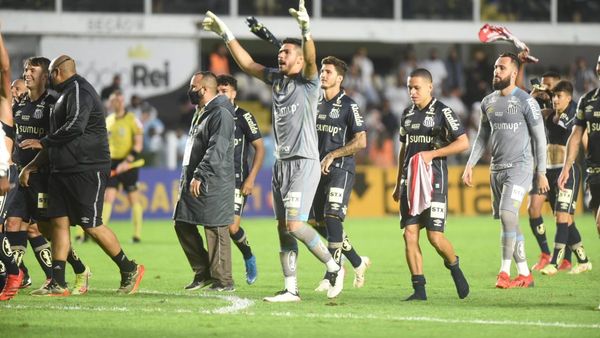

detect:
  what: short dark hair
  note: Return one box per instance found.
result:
[541,71,560,80]
[282,38,302,47]
[409,68,433,83]
[193,71,217,90]
[216,74,238,91]
[321,56,348,77]
[552,80,573,96]
[498,52,521,70]
[23,56,51,74]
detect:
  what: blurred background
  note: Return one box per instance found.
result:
[1,0,598,218]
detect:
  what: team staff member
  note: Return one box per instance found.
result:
[103,89,144,243]
[392,68,470,301]
[311,56,370,292]
[464,53,548,289]
[20,55,144,296]
[7,56,90,294]
[203,0,345,301]
[174,71,236,292]
[216,75,264,285]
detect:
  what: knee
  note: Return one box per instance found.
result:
[556,212,570,224]
[427,232,444,249]
[403,226,419,245]
[27,224,42,237]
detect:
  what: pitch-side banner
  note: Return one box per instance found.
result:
[40,36,197,98]
[110,166,578,220]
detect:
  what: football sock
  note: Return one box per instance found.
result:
[6,231,27,266]
[102,202,113,226]
[406,275,427,301]
[445,256,469,299]
[278,227,298,290]
[111,250,137,272]
[327,241,343,265]
[67,249,87,274]
[529,217,550,254]
[231,227,253,259]
[0,234,19,275]
[567,224,589,264]
[29,235,53,279]
[342,234,363,268]
[52,260,67,287]
[550,222,568,265]
[290,224,336,270]
[132,202,143,239]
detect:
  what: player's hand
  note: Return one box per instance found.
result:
[462,165,473,187]
[418,150,434,165]
[19,139,43,150]
[241,179,254,196]
[202,11,235,42]
[320,154,334,175]
[19,165,37,188]
[289,0,310,34]
[115,161,131,175]
[392,184,401,202]
[557,166,570,190]
[537,172,549,194]
[0,176,9,195]
[190,178,202,198]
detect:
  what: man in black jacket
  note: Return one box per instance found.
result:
[20,55,144,296]
[174,71,236,291]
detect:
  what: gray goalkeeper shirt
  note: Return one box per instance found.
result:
[467,87,547,173]
[263,68,320,161]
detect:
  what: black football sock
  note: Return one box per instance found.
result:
[52,260,67,287]
[405,275,427,301]
[111,250,137,272]
[29,235,53,279]
[230,227,253,260]
[529,217,550,254]
[550,222,569,265]
[67,249,86,274]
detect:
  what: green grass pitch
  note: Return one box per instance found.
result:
[1,215,599,337]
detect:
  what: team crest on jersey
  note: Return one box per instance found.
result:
[423,116,435,128]
[507,97,520,114]
[329,107,340,119]
[33,108,44,119]
[404,119,412,127]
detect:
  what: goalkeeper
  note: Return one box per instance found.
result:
[103,90,144,243]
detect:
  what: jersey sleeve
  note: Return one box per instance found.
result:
[262,67,280,85]
[240,110,262,142]
[398,109,408,143]
[466,103,491,167]
[347,101,367,134]
[524,96,547,173]
[441,105,465,140]
[131,115,144,135]
[575,95,587,127]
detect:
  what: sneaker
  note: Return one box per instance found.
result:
[30,280,70,297]
[568,262,592,274]
[263,289,301,302]
[353,256,371,288]
[244,255,257,285]
[509,274,534,288]
[326,266,345,299]
[558,259,572,271]
[531,253,551,271]
[72,266,92,295]
[495,272,511,289]
[20,271,32,289]
[0,270,24,301]
[208,283,235,292]
[404,291,427,301]
[132,237,141,244]
[117,264,145,294]
[314,278,331,292]
[184,277,214,291]
[540,264,558,276]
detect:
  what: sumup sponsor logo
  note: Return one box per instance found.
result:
[491,122,520,132]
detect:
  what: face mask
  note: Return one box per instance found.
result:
[187,88,201,105]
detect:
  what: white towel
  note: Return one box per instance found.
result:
[407,153,433,216]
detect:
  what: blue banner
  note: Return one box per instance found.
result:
[110,168,275,220]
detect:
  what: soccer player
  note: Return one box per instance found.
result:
[463,53,549,289]
[174,71,236,292]
[310,56,370,292]
[216,74,264,285]
[0,26,24,301]
[558,55,600,270]
[526,71,574,271]
[7,56,91,294]
[20,55,144,296]
[103,89,144,243]
[535,80,591,275]
[202,0,344,301]
[392,68,470,301]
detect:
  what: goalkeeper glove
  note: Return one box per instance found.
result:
[202,11,235,43]
[289,0,310,38]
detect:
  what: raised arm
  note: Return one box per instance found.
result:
[289,0,317,78]
[202,11,265,80]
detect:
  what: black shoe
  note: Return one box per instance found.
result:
[20,270,32,289]
[184,277,214,291]
[404,292,427,301]
[132,237,141,244]
[207,283,235,292]
[446,256,469,299]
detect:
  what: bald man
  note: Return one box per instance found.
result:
[10,79,26,105]
[20,55,144,296]
[174,71,236,291]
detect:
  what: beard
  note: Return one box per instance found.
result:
[492,75,511,90]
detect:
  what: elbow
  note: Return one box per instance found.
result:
[357,132,367,150]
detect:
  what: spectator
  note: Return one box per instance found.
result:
[352,47,379,105]
[101,74,121,101]
[444,45,465,94]
[419,48,447,97]
[208,43,230,76]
